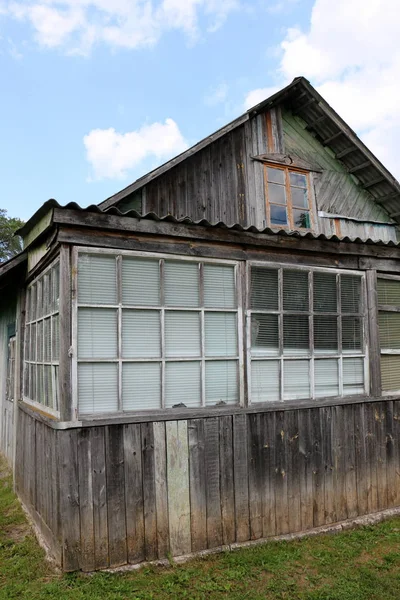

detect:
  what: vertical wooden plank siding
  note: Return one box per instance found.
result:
[248,413,263,539]
[58,429,81,571]
[233,414,250,542]
[141,422,157,560]
[77,429,95,571]
[219,416,235,545]
[166,420,191,556]
[91,427,109,569]
[188,419,207,552]
[105,425,127,567]
[124,423,145,564]
[153,421,170,558]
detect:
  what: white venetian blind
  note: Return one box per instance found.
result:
[122,258,160,306]
[313,272,337,312]
[343,358,364,395]
[78,363,118,413]
[379,312,400,349]
[205,312,237,357]
[122,363,161,410]
[283,270,309,311]
[165,312,201,357]
[283,315,309,355]
[204,264,236,308]
[78,308,117,358]
[342,317,362,352]
[341,275,361,313]
[164,261,199,307]
[381,355,400,392]
[78,254,117,304]
[205,361,238,405]
[165,361,201,407]
[44,318,51,362]
[251,314,279,355]
[283,360,310,399]
[314,316,338,354]
[315,359,339,397]
[251,360,280,402]
[122,310,160,358]
[251,267,279,310]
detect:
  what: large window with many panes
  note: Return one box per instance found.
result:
[265,165,312,229]
[248,264,367,402]
[74,251,242,415]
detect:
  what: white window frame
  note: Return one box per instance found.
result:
[246,261,369,403]
[377,273,400,396]
[71,247,244,417]
[23,257,60,418]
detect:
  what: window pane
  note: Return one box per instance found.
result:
[122,257,160,306]
[36,280,43,319]
[78,308,117,359]
[379,312,400,349]
[343,358,364,395]
[205,361,238,405]
[342,317,363,353]
[52,263,60,312]
[43,273,50,316]
[165,311,201,357]
[25,324,30,362]
[314,272,337,312]
[283,315,309,355]
[283,270,309,311]
[165,362,201,408]
[52,315,59,361]
[164,261,199,307]
[37,321,43,361]
[267,167,285,184]
[79,363,118,414]
[291,187,308,209]
[268,182,286,205]
[341,275,362,313]
[293,209,310,228]
[204,264,236,309]
[31,284,37,321]
[251,267,279,310]
[251,360,280,402]
[78,254,117,305]
[122,310,160,358]
[44,365,53,408]
[289,172,307,188]
[205,313,237,357]
[44,318,51,362]
[37,365,44,404]
[251,314,279,356]
[270,204,287,226]
[123,363,161,410]
[381,355,400,392]
[377,278,400,307]
[314,316,338,354]
[315,359,339,398]
[30,323,36,361]
[284,360,310,399]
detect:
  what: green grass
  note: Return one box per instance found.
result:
[1,456,399,600]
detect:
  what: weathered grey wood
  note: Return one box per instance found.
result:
[311,407,325,527]
[298,409,314,531]
[354,403,368,517]
[384,401,397,508]
[365,403,379,513]
[59,244,72,421]
[274,411,289,535]
[91,427,108,569]
[287,410,301,533]
[204,417,223,548]
[153,421,169,558]
[344,405,358,518]
[366,270,381,397]
[261,412,276,538]
[322,406,336,524]
[333,405,347,521]
[392,401,400,507]
[123,423,144,564]
[166,420,191,556]
[248,413,263,539]
[233,414,250,542]
[105,425,127,567]
[77,428,95,571]
[141,422,157,560]
[375,402,388,511]
[188,419,207,552]
[219,415,235,545]
[58,429,80,571]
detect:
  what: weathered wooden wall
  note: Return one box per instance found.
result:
[0,294,17,464]
[16,399,400,572]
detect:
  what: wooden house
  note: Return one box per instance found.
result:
[1,77,400,571]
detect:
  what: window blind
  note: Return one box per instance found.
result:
[205,312,237,357]
[377,278,400,393]
[251,267,279,310]
[343,358,364,395]
[251,360,280,402]
[313,272,337,312]
[283,270,309,311]
[283,315,309,355]
[315,359,339,397]
[377,278,400,306]
[78,308,117,359]
[79,363,118,414]
[122,258,160,306]
[379,312,400,349]
[381,355,400,392]
[78,254,117,304]
[251,314,279,355]
[123,363,161,410]
[165,312,201,357]
[122,310,161,358]
[204,264,236,308]
[341,275,361,313]
[284,360,310,399]
[164,261,199,307]
[314,316,338,354]
[165,361,201,408]
[205,361,238,405]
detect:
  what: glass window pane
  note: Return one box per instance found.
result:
[122,257,160,306]
[123,363,161,410]
[52,262,60,312]
[122,310,160,358]
[315,359,339,398]
[44,365,53,409]
[205,313,237,357]
[283,270,309,311]
[251,360,280,402]
[291,187,308,209]
[314,272,337,312]
[251,267,279,310]
[79,363,118,414]
[205,361,238,405]
[30,323,36,361]
[52,315,59,361]
[293,209,311,228]
[381,355,400,392]
[37,321,43,361]
[341,275,362,313]
[283,315,309,355]
[267,167,285,184]
[251,314,279,356]
[342,317,363,353]
[36,280,43,319]
[270,204,287,226]
[289,172,307,188]
[44,318,51,362]
[284,360,310,399]
[268,182,286,205]
[31,284,37,321]
[78,308,117,359]
[78,254,117,305]
[37,365,44,404]
[204,264,236,309]
[164,261,199,307]
[165,362,201,408]
[377,278,400,307]
[343,358,364,395]
[379,312,400,349]
[165,312,201,358]
[314,316,338,354]
[24,324,30,362]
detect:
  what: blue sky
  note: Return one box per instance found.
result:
[0,0,398,221]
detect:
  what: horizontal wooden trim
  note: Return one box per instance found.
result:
[18,394,398,430]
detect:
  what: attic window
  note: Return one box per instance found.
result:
[265,166,312,230]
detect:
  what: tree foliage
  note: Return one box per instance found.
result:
[0,209,24,263]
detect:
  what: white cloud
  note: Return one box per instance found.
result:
[3,0,239,54]
[83,118,188,180]
[204,82,228,106]
[244,85,280,110]
[244,0,400,178]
